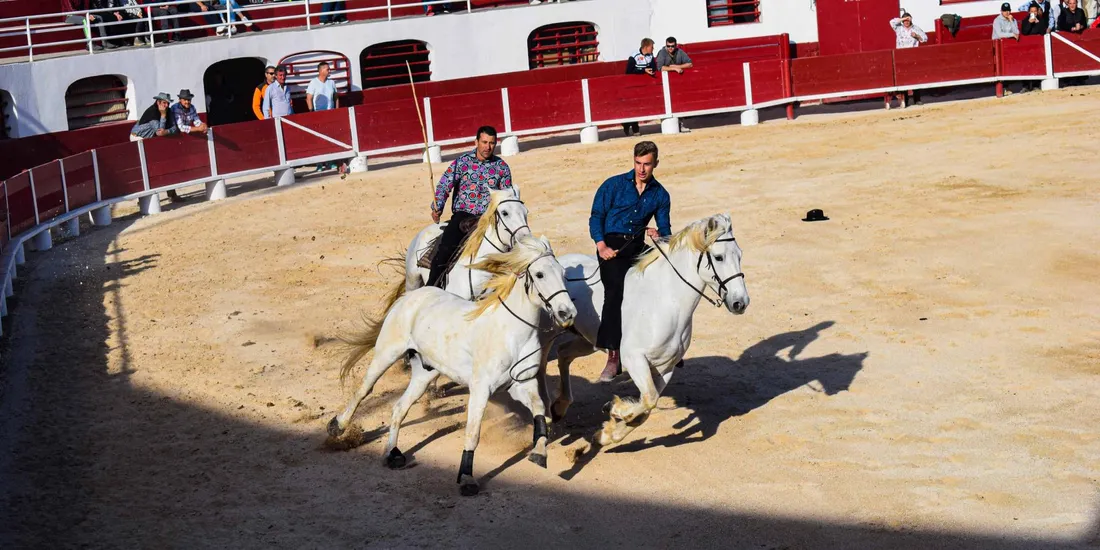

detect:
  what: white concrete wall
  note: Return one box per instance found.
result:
[0,0,652,136]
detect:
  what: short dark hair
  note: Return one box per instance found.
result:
[475,126,498,140]
[641,38,655,48]
[666,36,677,45]
[633,141,659,160]
[317,61,329,71]
[275,65,288,74]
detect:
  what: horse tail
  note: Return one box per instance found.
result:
[339,315,383,386]
[379,258,408,315]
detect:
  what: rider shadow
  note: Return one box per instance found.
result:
[555,322,864,478]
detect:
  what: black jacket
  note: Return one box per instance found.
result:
[1021,13,1049,35]
[1057,8,1087,33]
[138,103,178,132]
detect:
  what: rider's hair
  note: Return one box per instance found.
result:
[634,141,659,160]
[475,126,498,141]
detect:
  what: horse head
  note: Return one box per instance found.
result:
[699,214,749,315]
[467,235,576,327]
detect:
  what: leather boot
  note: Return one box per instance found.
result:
[599,350,621,383]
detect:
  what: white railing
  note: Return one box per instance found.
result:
[0,0,493,62]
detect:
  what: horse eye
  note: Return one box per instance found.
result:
[502,212,509,217]
[536,272,544,279]
[714,255,724,262]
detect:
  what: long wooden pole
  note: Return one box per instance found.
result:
[407,61,435,195]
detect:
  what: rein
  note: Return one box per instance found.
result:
[647,233,744,308]
[487,252,570,383]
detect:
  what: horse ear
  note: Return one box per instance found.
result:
[707,216,721,235]
[511,185,521,200]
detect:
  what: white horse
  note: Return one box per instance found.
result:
[328,236,577,496]
[538,213,749,446]
[403,187,529,300]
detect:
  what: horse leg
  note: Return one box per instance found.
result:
[328,345,405,438]
[597,352,659,446]
[551,338,595,422]
[383,353,439,469]
[507,378,550,469]
[457,385,491,496]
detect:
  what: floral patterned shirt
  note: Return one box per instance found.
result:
[431,151,513,216]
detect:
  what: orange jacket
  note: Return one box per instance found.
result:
[252,83,268,120]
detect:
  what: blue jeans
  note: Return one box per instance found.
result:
[321,2,347,23]
[198,0,242,25]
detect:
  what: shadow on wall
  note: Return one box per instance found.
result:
[0,230,1097,547]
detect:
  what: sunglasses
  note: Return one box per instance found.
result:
[266,72,275,75]
[665,44,677,49]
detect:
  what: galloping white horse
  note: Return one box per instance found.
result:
[403,187,529,300]
[328,236,577,496]
[538,213,749,445]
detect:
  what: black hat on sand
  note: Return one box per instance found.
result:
[802,209,829,222]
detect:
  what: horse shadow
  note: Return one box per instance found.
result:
[553,321,865,462]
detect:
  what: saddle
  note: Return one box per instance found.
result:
[416,217,481,271]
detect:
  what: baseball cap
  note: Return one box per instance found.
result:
[1001,2,1011,10]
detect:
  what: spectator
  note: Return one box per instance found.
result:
[97,0,137,49]
[171,89,209,134]
[191,1,252,36]
[61,0,110,51]
[252,65,276,120]
[424,2,454,16]
[622,37,656,137]
[320,2,348,25]
[306,61,341,172]
[132,92,185,202]
[262,65,294,119]
[992,3,1021,40]
[1018,0,1057,32]
[1058,0,1088,32]
[146,0,184,43]
[655,36,694,133]
[889,13,927,107]
[1021,3,1048,92]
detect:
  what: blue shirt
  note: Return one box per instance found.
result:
[262,82,293,118]
[589,170,671,244]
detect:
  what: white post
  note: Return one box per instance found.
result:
[348,106,369,173]
[205,128,226,200]
[467,0,472,13]
[138,194,162,215]
[89,148,111,226]
[500,88,519,156]
[273,117,296,185]
[741,62,760,126]
[92,149,102,202]
[580,79,599,144]
[147,7,155,48]
[62,217,80,238]
[28,170,39,225]
[15,243,26,265]
[25,18,33,63]
[226,1,232,37]
[31,230,53,252]
[423,98,442,163]
[306,0,312,30]
[85,16,94,53]
[1041,33,1059,91]
[275,117,287,165]
[660,68,680,135]
[59,159,70,212]
[387,0,392,21]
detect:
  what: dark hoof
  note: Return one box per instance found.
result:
[385,448,407,469]
[458,475,479,496]
[550,410,564,423]
[327,416,343,437]
[528,452,547,469]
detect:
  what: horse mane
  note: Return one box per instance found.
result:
[464,236,552,319]
[633,214,730,273]
[457,190,517,261]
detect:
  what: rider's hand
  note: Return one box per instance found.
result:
[431,209,441,224]
[596,241,616,260]
[645,227,660,240]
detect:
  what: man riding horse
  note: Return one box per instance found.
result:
[427,126,514,288]
[590,140,672,382]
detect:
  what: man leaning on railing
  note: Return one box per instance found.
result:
[992,3,1021,40]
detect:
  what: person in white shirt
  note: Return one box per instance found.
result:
[888,13,928,108]
[305,61,342,173]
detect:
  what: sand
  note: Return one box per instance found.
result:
[1,87,1099,549]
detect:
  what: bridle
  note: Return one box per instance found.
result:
[483,198,529,253]
[647,232,744,308]
[488,252,572,383]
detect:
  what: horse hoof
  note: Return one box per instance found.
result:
[458,475,479,496]
[385,448,407,470]
[327,416,343,437]
[550,410,563,424]
[528,452,547,469]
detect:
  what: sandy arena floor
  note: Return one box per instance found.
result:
[1,87,1099,549]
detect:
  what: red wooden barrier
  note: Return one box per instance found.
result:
[354,99,423,152]
[143,134,212,188]
[894,41,997,86]
[0,182,9,252]
[31,161,65,223]
[211,119,280,174]
[431,92,505,142]
[62,152,97,211]
[749,59,788,105]
[508,81,585,132]
[668,62,746,113]
[937,12,1027,44]
[96,141,144,199]
[281,109,352,161]
[587,74,665,122]
[6,172,36,236]
[1051,35,1100,73]
[0,121,132,182]
[791,50,895,96]
[998,36,1046,77]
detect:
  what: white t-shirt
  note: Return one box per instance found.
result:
[306,78,338,111]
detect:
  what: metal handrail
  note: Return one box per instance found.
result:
[0,0,532,62]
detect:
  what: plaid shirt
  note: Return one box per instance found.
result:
[432,151,513,216]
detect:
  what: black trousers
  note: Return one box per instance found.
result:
[596,233,647,351]
[427,211,478,288]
